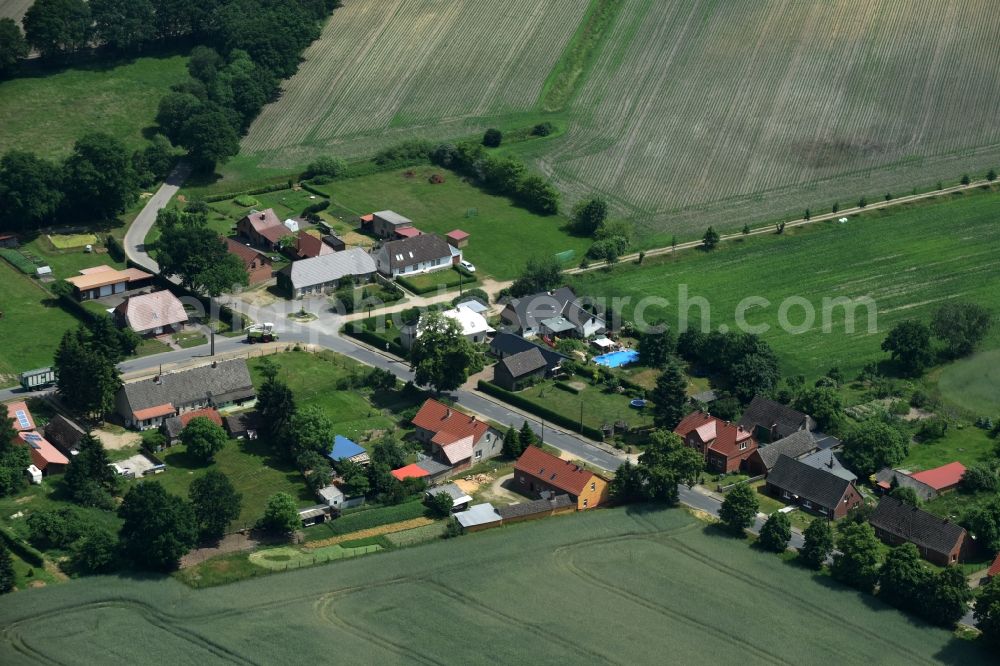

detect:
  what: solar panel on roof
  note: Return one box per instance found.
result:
[15,410,30,429]
[22,433,41,449]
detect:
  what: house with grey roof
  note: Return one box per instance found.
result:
[738,395,815,443]
[278,248,377,298]
[373,234,459,277]
[870,496,970,566]
[367,210,414,239]
[454,503,503,532]
[492,347,549,391]
[765,454,863,519]
[745,429,819,476]
[426,483,473,512]
[499,287,605,339]
[115,359,256,430]
[798,449,856,482]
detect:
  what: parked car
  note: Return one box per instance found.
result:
[460,260,476,273]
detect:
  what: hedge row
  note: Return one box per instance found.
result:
[202,180,294,204]
[344,327,407,358]
[0,524,45,567]
[554,381,581,395]
[477,380,605,441]
[104,234,125,262]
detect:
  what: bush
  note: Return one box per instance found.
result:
[531,122,554,137]
[234,195,260,207]
[374,140,433,166]
[961,463,998,493]
[0,525,44,567]
[909,390,929,409]
[303,156,348,180]
[482,128,503,147]
[916,418,948,442]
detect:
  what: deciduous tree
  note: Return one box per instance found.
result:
[261,492,300,534]
[975,576,1000,644]
[410,313,484,393]
[800,519,834,569]
[878,543,927,612]
[758,511,791,552]
[718,483,758,535]
[570,197,608,236]
[23,0,91,58]
[427,491,453,518]
[0,19,28,78]
[155,208,248,294]
[509,255,562,297]
[0,150,63,232]
[63,434,121,508]
[90,0,155,51]
[881,319,933,376]
[189,470,242,542]
[637,326,676,369]
[181,417,228,462]
[61,133,138,221]
[931,302,992,359]
[831,522,882,592]
[841,421,908,478]
[793,387,843,433]
[180,109,241,169]
[118,482,197,571]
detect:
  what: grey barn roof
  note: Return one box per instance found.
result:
[756,430,819,471]
[875,468,938,502]
[381,234,453,271]
[374,210,412,226]
[499,348,548,379]
[767,454,855,509]
[798,449,856,482]
[739,396,813,439]
[120,359,254,414]
[284,248,376,290]
[870,496,966,555]
[497,494,573,520]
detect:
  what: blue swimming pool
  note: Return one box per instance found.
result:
[594,349,639,368]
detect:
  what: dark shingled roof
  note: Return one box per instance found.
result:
[504,287,577,331]
[498,348,548,379]
[767,454,855,509]
[497,494,573,520]
[381,234,453,271]
[756,430,819,472]
[870,496,967,555]
[739,396,813,439]
[489,332,566,369]
[224,411,261,436]
[43,414,86,453]
[120,360,254,416]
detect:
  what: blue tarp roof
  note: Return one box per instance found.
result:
[328,435,365,461]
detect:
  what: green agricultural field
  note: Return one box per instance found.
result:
[308,166,590,279]
[571,188,1000,379]
[0,260,80,384]
[0,54,189,160]
[0,507,990,664]
[937,349,1000,416]
[240,0,591,168]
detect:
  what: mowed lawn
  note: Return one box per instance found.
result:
[0,54,189,160]
[0,261,80,384]
[0,507,990,664]
[572,189,1000,379]
[937,349,1000,416]
[248,351,421,445]
[311,166,590,279]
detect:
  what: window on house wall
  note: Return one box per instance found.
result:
[590,482,596,492]
[583,499,588,508]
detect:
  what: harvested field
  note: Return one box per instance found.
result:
[238,0,1000,241]
[241,0,590,165]
[0,507,989,664]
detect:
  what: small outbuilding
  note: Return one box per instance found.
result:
[454,503,502,533]
[446,229,469,248]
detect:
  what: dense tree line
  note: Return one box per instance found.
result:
[430,142,560,215]
[0,132,173,233]
[676,329,781,403]
[881,302,992,376]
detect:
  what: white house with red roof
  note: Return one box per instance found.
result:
[6,401,69,476]
[674,411,758,474]
[410,399,502,472]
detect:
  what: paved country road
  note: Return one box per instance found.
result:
[123,161,191,272]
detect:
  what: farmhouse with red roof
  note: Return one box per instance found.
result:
[411,399,502,473]
[674,411,757,473]
[513,446,609,510]
[909,461,966,493]
[5,401,69,476]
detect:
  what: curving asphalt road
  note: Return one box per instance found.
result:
[123,161,191,273]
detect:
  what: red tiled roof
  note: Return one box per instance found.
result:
[5,401,35,431]
[18,431,69,470]
[674,411,718,443]
[296,230,333,259]
[446,229,469,241]
[514,446,596,496]
[707,422,755,458]
[180,408,223,428]
[395,226,422,238]
[910,462,966,491]
[133,403,175,421]
[411,399,490,445]
[391,464,430,481]
[988,552,1000,579]
[360,214,374,223]
[225,237,272,268]
[242,209,287,244]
